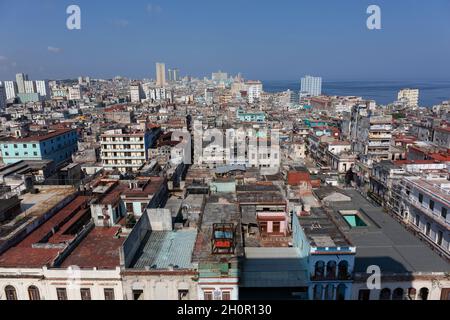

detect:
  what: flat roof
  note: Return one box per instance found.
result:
[241,247,309,288]
[60,227,124,269]
[130,230,197,270]
[0,129,74,143]
[327,189,450,273]
[0,196,90,268]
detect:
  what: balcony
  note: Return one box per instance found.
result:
[369,134,391,139]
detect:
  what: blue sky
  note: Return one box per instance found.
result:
[0,0,449,81]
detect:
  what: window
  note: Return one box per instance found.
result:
[442,208,447,219]
[80,288,91,300]
[204,291,213,300]
[437,231,443,246]
[32,144,37,148]
[104,288,115,300]
[28,286,41,300]
[326,261,337,279]
[272,222,281,233]
[5,286,17,300]
[222,291,231,301]
[56,288,67,300]
[336,284,347,301]
[418,193,423,204]
[415,214,420,227]
[178,290,189,300]
[126,203,133,212]
[429,200,435,211]
[13,144,17,148]
[313,285,323,300]
[4,152,9,156]
[314,261,325,279]
[23,144,27,148]
[338,261,349,279]
[425,222,431,237]
[358,289,370,301]
[33,152,37,156]
[133,290,143,300]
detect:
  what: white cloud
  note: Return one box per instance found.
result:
[48,46,63,53]
[114,19,129,28]
[146,4,162,14]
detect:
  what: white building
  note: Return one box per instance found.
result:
[130,83,144,103]
[35,80,50,100]
[0,267,123,300]
[100,128,159,173]
[4,81,17,100]
[24,80,36,94]
[398,88,419,108]
[212,71,228,83]
[300,75,322,97]
[155,62,166,87]
[398,176,450,259]
[15,73,28,94]
[246,80,263,104]
[68,85,82,100]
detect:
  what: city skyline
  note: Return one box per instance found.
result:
[0,0,450,81]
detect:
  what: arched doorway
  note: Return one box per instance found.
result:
[392,288,404,300]
[5,286,17,300]
[419,287,429,300]
[379,288,391,300]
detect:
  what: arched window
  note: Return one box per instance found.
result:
[379,288,391,300]
[324,284,334,300]
[392,288,404,300]
[313,285,323,300]
[28,286,40,300]
[338,260,349,279]
[314,261,325,279]
[326,261,337,279]
[419,287,429,301]
[336,284,347,300]
[408,288,417,300]
[5,286,17,300]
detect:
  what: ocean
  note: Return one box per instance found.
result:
[263,80,450,107]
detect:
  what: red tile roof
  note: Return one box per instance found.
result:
[60,227,124,269]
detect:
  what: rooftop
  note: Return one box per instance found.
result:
[130,230,197,270]
[60,226,125,269]
[0,129,74,143]
[326,189,450,273]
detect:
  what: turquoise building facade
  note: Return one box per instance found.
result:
[0,129,78,166]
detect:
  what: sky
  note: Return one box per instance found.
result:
[0,0,450,81]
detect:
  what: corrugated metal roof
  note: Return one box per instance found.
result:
[132,230,197,269]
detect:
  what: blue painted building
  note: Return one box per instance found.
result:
[0,129,78,166]
[236,109,266,123]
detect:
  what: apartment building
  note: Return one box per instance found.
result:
[397,176,450,259]
[100,127,159,173]
[0,129,78,166]
[398,88,419,108]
